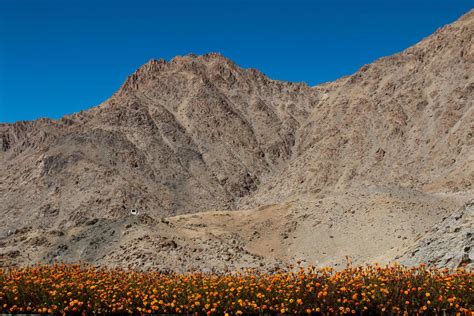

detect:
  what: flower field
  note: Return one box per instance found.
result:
[0,263,472,314]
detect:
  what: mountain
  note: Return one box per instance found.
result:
[0,10,472,271]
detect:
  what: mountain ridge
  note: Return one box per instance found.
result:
[0,9,473,271]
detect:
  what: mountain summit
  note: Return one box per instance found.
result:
[0,10,472,271]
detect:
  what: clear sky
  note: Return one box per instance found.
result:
[0,0,472,123]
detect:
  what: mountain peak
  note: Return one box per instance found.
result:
[1,11,473,271]
[118,53,241,94]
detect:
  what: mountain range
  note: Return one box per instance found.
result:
[0,10,472,271]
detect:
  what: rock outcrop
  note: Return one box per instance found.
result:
[399,200,473,270]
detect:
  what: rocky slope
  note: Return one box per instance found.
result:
[399,199,473,270]
[241,9,474,207]
[0,53,317,228]
[0,10,473,271]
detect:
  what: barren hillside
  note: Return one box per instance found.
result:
[0,10,472,271]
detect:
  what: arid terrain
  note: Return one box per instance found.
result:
[0,10,473,271]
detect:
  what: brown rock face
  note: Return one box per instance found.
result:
[0,11,473,271]
[0,53,316,224]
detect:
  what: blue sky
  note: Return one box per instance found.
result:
[0,0,472,123]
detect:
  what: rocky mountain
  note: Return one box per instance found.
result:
[0,10,472,271]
